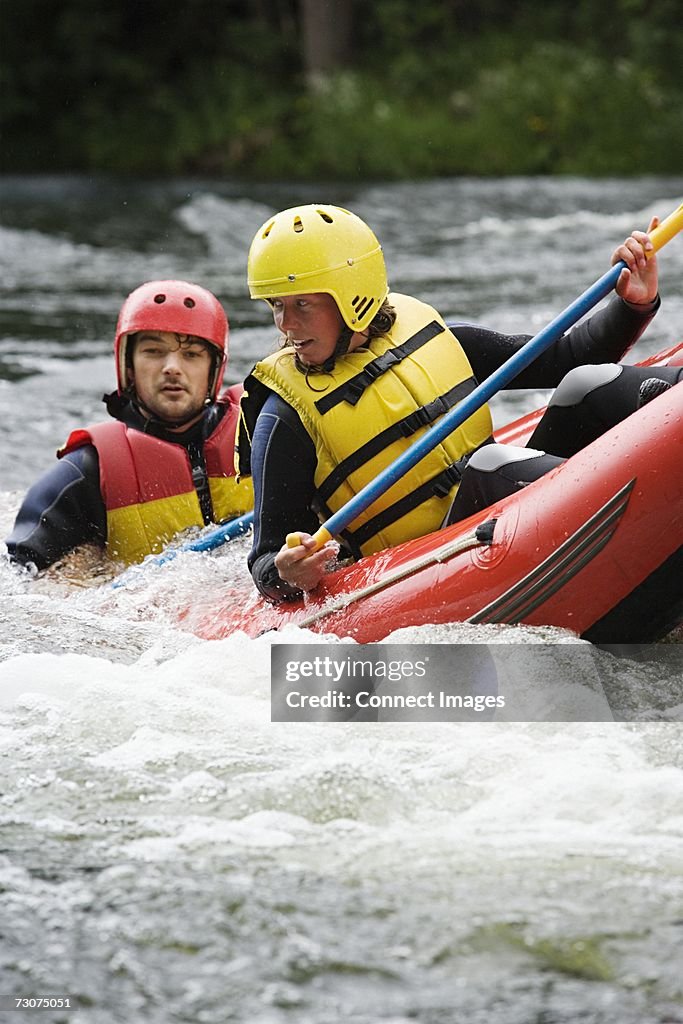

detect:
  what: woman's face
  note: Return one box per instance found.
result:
[270,293,345,367]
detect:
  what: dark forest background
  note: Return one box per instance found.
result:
[2,0,682,179]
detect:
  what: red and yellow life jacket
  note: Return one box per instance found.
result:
[239,293,492,557]
[60,387,253,564]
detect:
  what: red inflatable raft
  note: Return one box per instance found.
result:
[182,344,683,644]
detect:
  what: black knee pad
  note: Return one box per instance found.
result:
[446,445,564,524]
[528,365,681,458]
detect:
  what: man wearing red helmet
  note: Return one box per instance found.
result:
[6,281,253,570]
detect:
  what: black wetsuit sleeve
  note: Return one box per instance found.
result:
[453,295,660,388]
[5,446,107,570]
[247,393,319,603]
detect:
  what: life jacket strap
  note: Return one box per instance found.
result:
[342,438,494,550]
[314,321,444,413]
[316,376,478,505]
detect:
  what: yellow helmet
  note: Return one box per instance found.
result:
[248,204,388,332]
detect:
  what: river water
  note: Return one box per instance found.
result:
[1,175,682,1023]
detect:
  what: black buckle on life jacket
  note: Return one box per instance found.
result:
[399,406,430,436]
[346,355,400,405]
[375,349,401,370]
[399,395,451,437]
[432,460,466,498]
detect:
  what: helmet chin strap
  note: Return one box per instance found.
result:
[293,323,357,378]
[321,324,354,373]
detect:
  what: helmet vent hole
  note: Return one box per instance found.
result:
[317,210,334,223]
[183,297,196,308]
[352,296,375,321]
[154,293,166,304]
[293,217,304,233]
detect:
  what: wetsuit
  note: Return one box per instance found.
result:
[248,294,660,602]
[5,393,237,571]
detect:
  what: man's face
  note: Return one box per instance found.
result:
[129,331,212,427]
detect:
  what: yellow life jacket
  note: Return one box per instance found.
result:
[240,293,492,556]
[60,391,253,565]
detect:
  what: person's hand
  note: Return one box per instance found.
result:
[274,533,340,593]
[612,216,659,305]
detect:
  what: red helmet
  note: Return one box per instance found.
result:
[114,280,229,400]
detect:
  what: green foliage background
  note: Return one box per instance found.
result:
[2,0,682,178]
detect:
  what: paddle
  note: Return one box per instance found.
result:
[111,511,253,588]
[291,202,683,552]
[172,511,254,554]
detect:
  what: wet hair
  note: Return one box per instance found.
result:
[128,331,211,357]
[365,298,397,339]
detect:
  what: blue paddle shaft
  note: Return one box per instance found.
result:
[177,511,254,554]
[319,261,624,540]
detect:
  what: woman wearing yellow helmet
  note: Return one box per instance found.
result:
[239,205,665,602]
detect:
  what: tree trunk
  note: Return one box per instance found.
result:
[299,0,353,88]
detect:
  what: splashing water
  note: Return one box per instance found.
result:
[1,176,682,1022]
